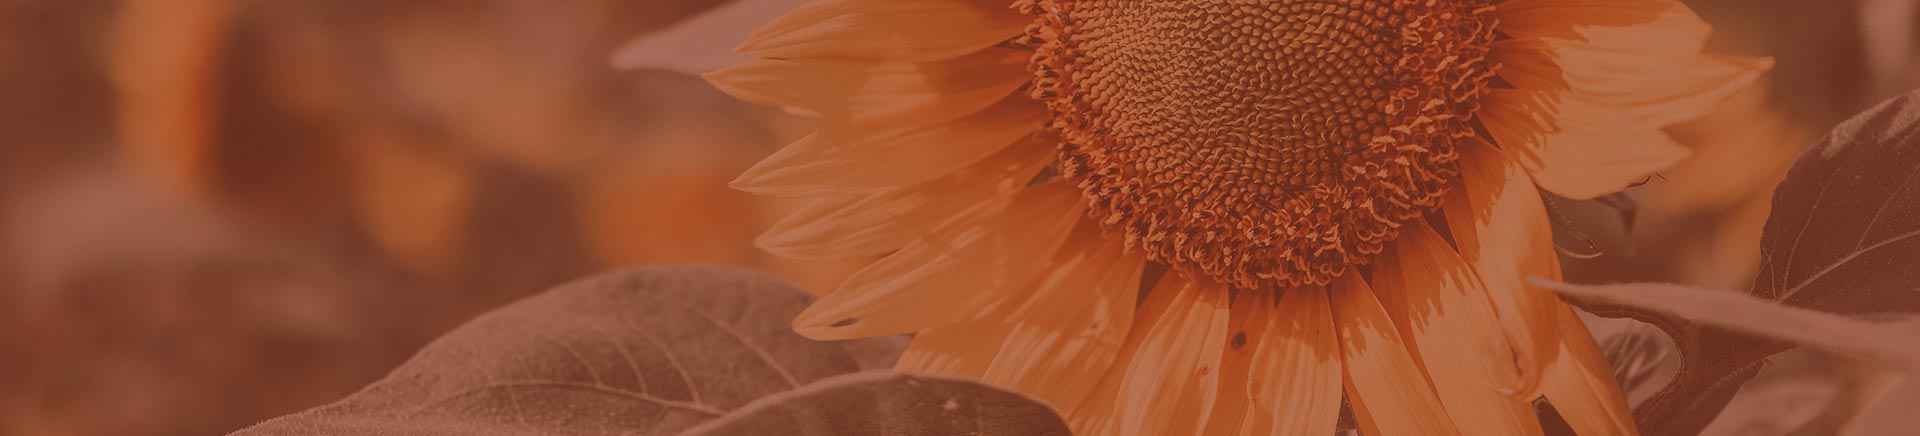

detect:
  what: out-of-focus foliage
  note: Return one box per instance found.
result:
[0,1,861,435]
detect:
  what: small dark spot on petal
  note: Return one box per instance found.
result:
[1231,332,1248,349]
[831,318,859,327]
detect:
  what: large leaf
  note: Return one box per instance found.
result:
[229,267,1067,436]
[682,371,1071,436]
[1565,89,1920,436]
[1542,280,1919,436]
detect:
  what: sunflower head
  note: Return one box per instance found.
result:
[1020,0,1500,289]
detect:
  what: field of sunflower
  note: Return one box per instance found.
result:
[1,0,1916,436]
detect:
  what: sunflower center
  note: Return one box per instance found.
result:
[1019,0,1498,289]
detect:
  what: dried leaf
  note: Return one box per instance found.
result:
[681,371,1071,436]
[228,267,918,436]
[1555,89,1920,436]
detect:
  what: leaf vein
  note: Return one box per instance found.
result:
[620,298,709,407]
[656,296,804,389]
[1853,150,1920,251]
[401,380,727,418]
[1785,228,1920,300]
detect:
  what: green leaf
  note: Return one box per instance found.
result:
[1542,280,1913,436]
[1562,89,1920,436]
[224,267,1060,436]
[683,371,1071,436]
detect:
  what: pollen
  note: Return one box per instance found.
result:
[1018,0,1499,289]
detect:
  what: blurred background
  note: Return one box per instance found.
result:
[0,1,1913,435]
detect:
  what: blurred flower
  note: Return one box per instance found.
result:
[101,0,859,286]
[7,1,873,435]
[109,0,236,204]
[711,0,1766,434]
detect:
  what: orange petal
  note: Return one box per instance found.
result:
[737,0,1030,62]
[1439,138,1564,398]
[1200,291,1273,436]
[981,221,1146,413]
[1479,89,1691,200]
[732,96,1046,196]
[704,47,1029,126]
[1372,220,1545,436]
[755,141,1050,260]
[1494,0,1710,55]
[791,182,1085,339]
[1245,286,1342,436]
[1332,272,1464,436]
[1110,272,1232,436]
[1494,38,1771,127]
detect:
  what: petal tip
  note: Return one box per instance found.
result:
[790,305,868,340]
[726,171,768,194]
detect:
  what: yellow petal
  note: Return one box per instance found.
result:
[981,221,1146,413]
[791,182,1085,339]
[1494,38,1772,127]
[1373,220,1545,436]
[1479,89,1691,200]
[1062,272,1198,436]
[1439,137,1565,398]
[1111,272,1232,436]
[755,141,1050,260]
[1245,286,1342,436]
[1494,0,1710,54]
[1068,367,1126,436]
[1200,291,1273,436]
[1332,272,1463,436]
[609,0,807,75]
[897,219,1141,393]
[737,0,1029,62]
[732,96,1046,196]
[704,47,1029,126]
[1543,303,1640,436]
[896,300,1014,377]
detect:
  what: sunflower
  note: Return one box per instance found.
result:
[709,0,1767,434]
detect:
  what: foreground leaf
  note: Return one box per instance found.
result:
[1543,280,1920,436]
[1555,89,1920,436]
[1541,281,1916,365]
[682,371,1071,436]
[230,267,913,436]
